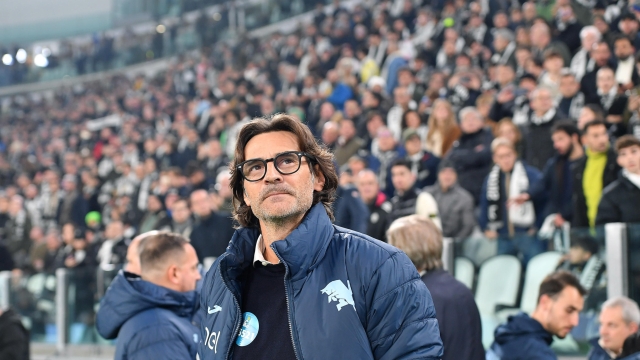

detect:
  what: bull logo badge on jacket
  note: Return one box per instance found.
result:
[321,280,356,311]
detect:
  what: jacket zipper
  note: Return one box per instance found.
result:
[273,244,301,360]
[219,255,242,360]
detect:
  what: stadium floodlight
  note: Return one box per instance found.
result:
[34,54,49,67]
[15,49,27,63]
[1,54,12,66]
[156,24,166,34]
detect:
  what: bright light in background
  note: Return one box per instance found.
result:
[156,24,166,34]
[1,54,13,66]
[213,12,221,21]
[42,48,51,57]
[33,54,48,67]
[16,49,27,63]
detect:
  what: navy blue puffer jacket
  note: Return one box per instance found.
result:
[96,271,199,360]
[198,203,443,359]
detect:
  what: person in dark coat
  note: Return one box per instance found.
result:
[573,120,621,228]
[488,271,586,359]
[96,233,201,360]
[402,129,440,189]
[333,183,369,234]
[587,296,640,360]
[446,107,494,204]
[0,307,29,360]
[0,242,14,271]
[387,214,484,360]
[521,87,568,171]
[189,189,235,262]
[596,135,640,225]
[581,41,617,102]
[355,169,392,242]
[586,67,628,140]
[517,122,584,226]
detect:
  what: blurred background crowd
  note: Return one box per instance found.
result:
[2,0,640,356]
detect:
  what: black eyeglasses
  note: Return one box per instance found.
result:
[237,151,316,182]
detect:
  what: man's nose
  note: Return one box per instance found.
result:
[263,161,283,182]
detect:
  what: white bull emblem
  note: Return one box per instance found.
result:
[321,280,356,311]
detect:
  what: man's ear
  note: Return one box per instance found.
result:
[313,165,326,192]
[167,264,179,284]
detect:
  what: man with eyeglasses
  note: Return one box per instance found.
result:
[197,114,443,360]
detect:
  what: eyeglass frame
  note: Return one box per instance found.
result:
[236,151,317,182]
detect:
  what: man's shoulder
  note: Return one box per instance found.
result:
[332,226,402,262]
[121,307,190,337]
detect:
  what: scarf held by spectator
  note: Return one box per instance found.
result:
[487,161,535,229]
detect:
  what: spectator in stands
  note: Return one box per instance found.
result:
[480,138,544,265]
[557,235,606,310]
[189,189,234,262]
[495,119,524,157]
[59,174,89,229]
[447,107,494,204]
[515,122,584,227]
[137,194,169,234]
[529,22,572,66]
[558,69,586,121]
[425,160,476,239]
[5,195,32,269]
[387,86,416,140]
[571,26,600,82]
[488,271,586,359]
[491,28,517,68]
[425,99,461,157]
[123,231,156,276]
[573,120,621,228]
[42,229,62,274]
[588,67,628,139]
[588,297,640,360]
[161,198,193,239]
[613,35,639,91]
[387,215,484,360]
[96,220,128,270]
[334,119,365,166]
[213,172,233,214]
[522,87,567,170]
[0,306,29,360]
[402,129,439,189]
[333,181,370,234]
[582,41,616,101]
[597,135,640,224]
[96,232,201,360]
[370,126,403,196]
[355,169,392,242]
[578,103,606,131]
[401,110,428,143]
[389,159,441,228]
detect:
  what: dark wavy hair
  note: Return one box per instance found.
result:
[229,114,338,228]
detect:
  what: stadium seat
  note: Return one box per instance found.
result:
[475,255,522,317]
[454,257,475,290]
[475,255,522,348]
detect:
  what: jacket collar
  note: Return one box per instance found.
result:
[223,203,335,282]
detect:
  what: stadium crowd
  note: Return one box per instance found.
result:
[2,0,640,357]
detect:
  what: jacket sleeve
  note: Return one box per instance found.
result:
[126,324,193,360]
[527,158,553,202]
[365,252,443,360]
[595,190,621,226]
[447,136,493,170]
